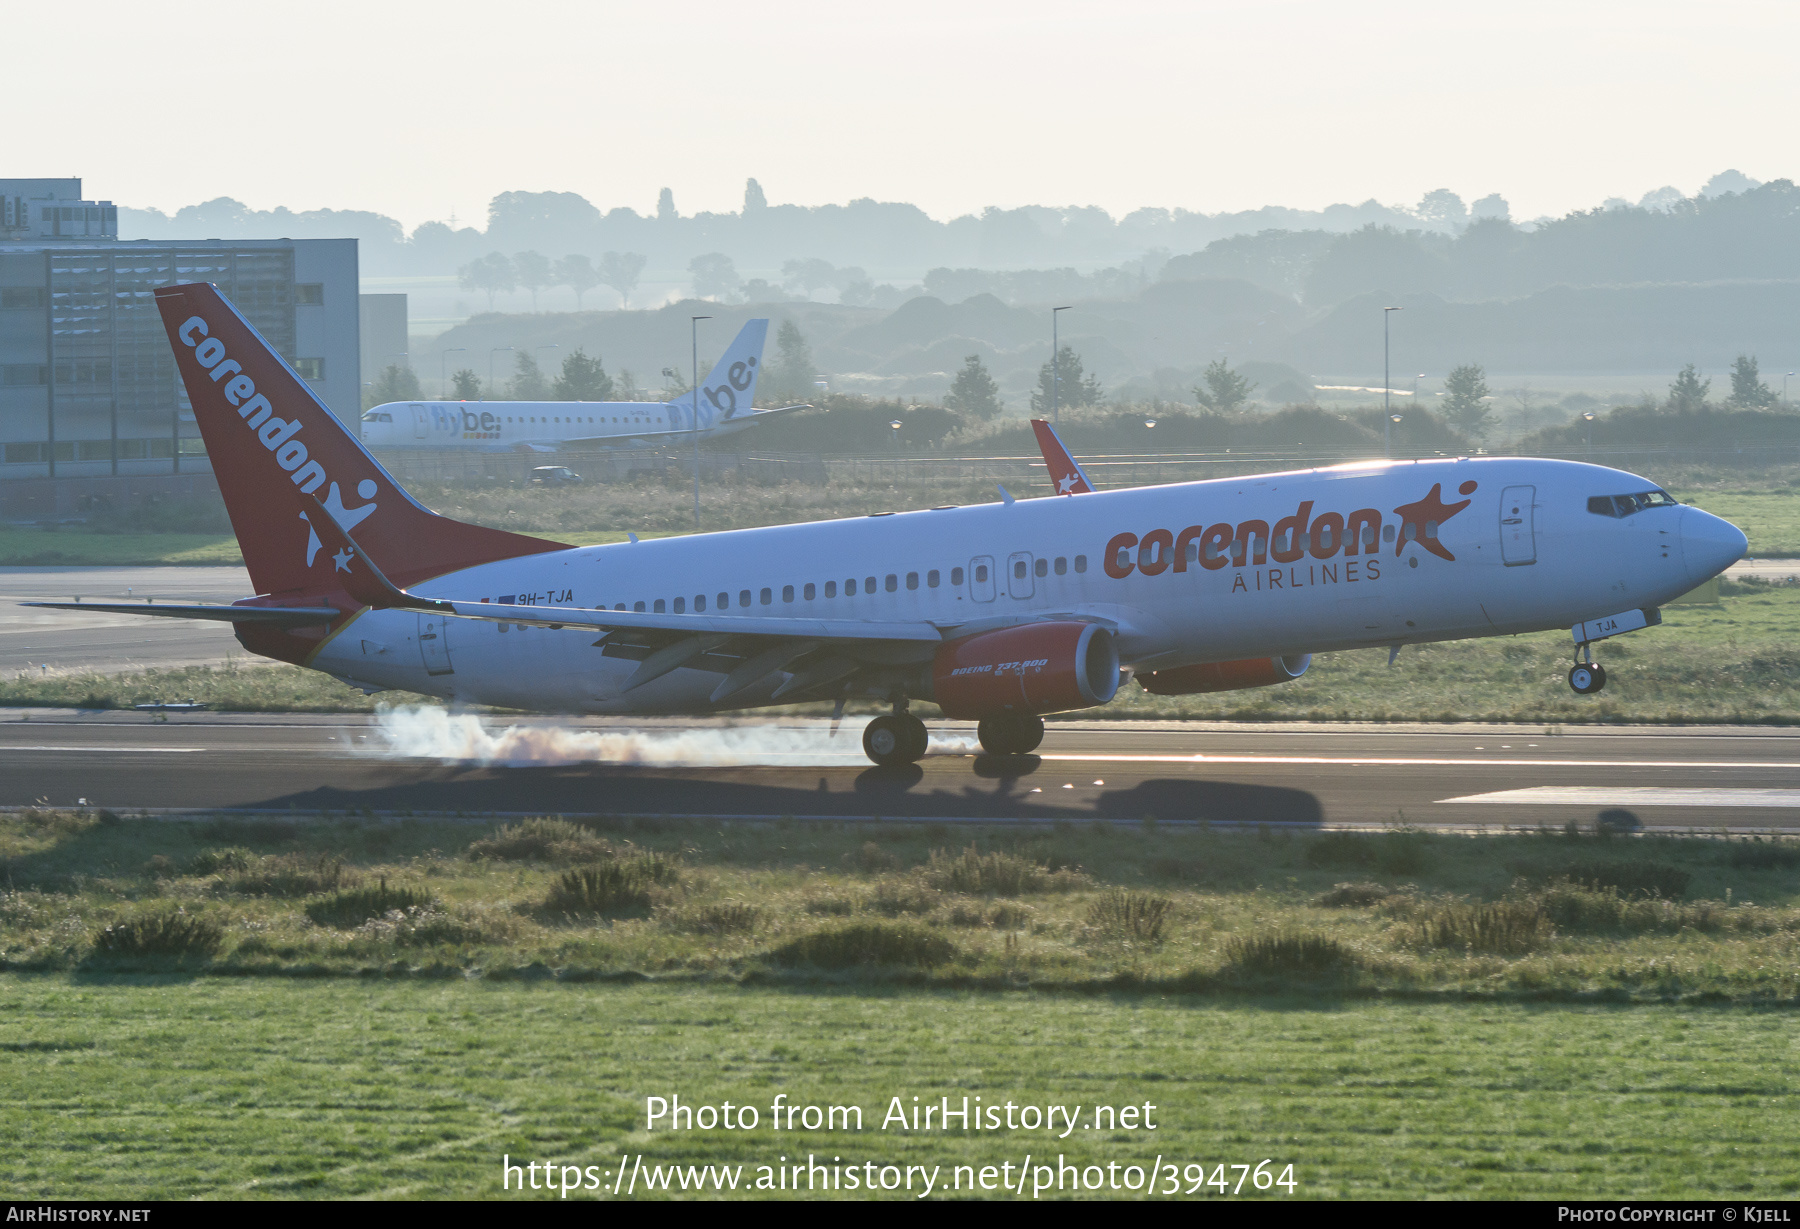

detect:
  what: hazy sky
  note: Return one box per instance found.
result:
[15,0,1798,230]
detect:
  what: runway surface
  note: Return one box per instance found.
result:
[0,566,252,674]
[6,709,1800,831]
[0,559,1792,675]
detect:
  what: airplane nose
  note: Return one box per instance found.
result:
[1679,506,1749,585]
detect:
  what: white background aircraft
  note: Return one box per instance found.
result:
[359,319,810,453]
[35,284,1748,766]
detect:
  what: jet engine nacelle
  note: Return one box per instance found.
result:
[1136,654,1312,696]
[929,621,1120,719]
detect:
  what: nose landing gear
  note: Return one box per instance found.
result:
[862,699,929,767]
[1568,644,1608,695]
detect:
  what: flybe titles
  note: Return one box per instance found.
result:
[177,315,330,494]
[1103,482,1478,580]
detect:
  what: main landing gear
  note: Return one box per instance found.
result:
[1568,644,1608,695]
[863,701,929,767]
[977,712,1045,757]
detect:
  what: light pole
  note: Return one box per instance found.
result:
[489,347,514,400]
[1584,410,1596,453]
[1413,372,1425,400]
[1386,412,1403,458]
[1051,306,1072,424]
[438,347,466,398]
[1786,372,1796,407]
[889,418,903,453]
[1383,307,1402,422]
[691,315,711,528]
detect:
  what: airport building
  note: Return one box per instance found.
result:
[0,178,361,480]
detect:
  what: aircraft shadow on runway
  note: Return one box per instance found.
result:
[245,759,1325,825]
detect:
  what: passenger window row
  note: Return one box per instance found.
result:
[597,555,1088,616]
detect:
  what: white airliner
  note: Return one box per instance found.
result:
[359,319,810,453]
[33,283,1747,766]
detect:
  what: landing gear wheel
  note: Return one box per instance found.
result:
[863,714,928,766]
[898,713,929,761]
[1568,663,1607,695]
[977,713,1046,756]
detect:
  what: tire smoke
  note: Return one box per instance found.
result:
[368,706,979,767]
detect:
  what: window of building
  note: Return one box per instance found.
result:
[4,443,44,463]
[295,283,324,306]
[906,572,918,590]
[0,288,45,310]
[782,585,794,603]
[927,570,939,588]
[293,358,325,381]
[2,364,47,386]
[653,599,666,613]
[885,574,898,592]
[1034,558,1048,578]
[951,567,964,586]
[1054,557,1067,575]
[760,588,773,605]
[803,583,815,600]
[739,590,751,607]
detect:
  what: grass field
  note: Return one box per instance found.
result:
[8,812,1800,1199]
[6,575,1798,722]
[5,978,1797,1200]
[8,811,1800,1001]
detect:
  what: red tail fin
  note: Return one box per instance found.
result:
[1029,419,1094,494]
[154,282,568,596]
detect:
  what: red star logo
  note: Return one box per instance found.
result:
[1392,482,1473,561]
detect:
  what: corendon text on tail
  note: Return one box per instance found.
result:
[28,283,1748,765]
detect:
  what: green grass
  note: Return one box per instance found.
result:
[3,979,1798,1199]
[9,809,1800,1001]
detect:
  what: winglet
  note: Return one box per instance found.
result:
[1030,419,1094,494]
[303,497,452,613]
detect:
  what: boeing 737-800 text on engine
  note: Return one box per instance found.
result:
[30,284,1748,765]
[359,319,811,453]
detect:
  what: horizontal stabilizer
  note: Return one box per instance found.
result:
[21,601,339,627]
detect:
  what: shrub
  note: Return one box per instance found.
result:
[306,879,436,928]
[1404,900,1552,955]
[141,855,177,879]
[545,853,678,916]
[1728,841,1800,870]
[353,906,497,947]
[1533,861,1691,899]
[768,922,958,969]
[922,846,1087,896]
[467,817,614,864]
[91,906,223,958]
[188,846,254,875]
[1315,881,1395,908]
[1305,831,1433,875]
[666,903,761,935]
[1223,932,1359,975]
[223,854,360,897]
[1536,882,1735,935]
[1086,889,1171,943]
[869,881,937,916]
[804,895,857,916]
[844,841,900,873]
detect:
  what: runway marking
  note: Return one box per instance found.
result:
[1039,754,1800,769]
[0,746,203,753]
[1440,786,1800,808]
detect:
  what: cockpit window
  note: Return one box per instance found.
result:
[1587,490,1678,517]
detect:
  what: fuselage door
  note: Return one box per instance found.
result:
[410,404,428,439]
[969,556,996,603]
[1007,552,1035,600]
[1500,485,1537,567]
[418,613,454,675]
